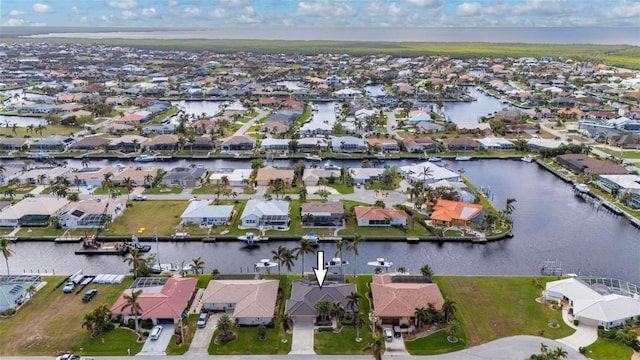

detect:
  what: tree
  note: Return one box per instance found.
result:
[397,266,407,274]
[529,343,568,360]
[0,238,15,275]
[271,245,287,277]
[26,283,36,303]
[216,314,234,340]
[505,197,517,221]
[335,238,349,275]
[315,299,332,322]
[121,289,143,333]
[347,235,363,277]
[81,157,91,168]
[101,172,114,196]
[369,333,384,360]
[447,319,460,338]
[354,312,366,342]
[192,256,205,275]
[345,291,361,315]
[280,247,296,279]
[420,263,434,278]
[414,307,427,328]
[294,239,316,276]
[122,177,134,200]
[298,186,307,202]
[4,188,15,199]
[441,298,457,322]
[124,247,146,278]
[144,174,154,188]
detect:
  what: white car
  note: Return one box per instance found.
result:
[62,281,75,293]
[150,325,163,340]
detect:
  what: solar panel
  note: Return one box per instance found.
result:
[131,277,168,289]
[71,210,85,217]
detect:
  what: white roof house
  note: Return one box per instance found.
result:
[180,201,234,227]
[528,138,565,151]
[208,169,253,187]
[240,199,290,228]
[477,137,515,150]
[0,197,69,227]
[349,168,386,185]
[399,161,460,185]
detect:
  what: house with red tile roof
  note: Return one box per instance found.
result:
[430,199,483,227]
[110,277,197,326]
[115,114,145,125]
[371,274,445,325]
[354,206,408,227]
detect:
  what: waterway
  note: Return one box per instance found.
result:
[442,87,515,123]
[7,159,640,285]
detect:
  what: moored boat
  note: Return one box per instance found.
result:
[326,257,349,268]
[238,232,262,245]
[301,232,319,245]
[324,161,340,170]
[367,258,393,268]
[134,154,156,162]
[305,154,322,161]
[574,183,589,193]
[254,258,278,272]
[427,157,442,162]
[521,155,535,163]
[151,263,180,273]
[454,156,472,161]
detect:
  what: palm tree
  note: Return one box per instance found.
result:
[281,247,296,279]
[441,298,457,322]
[335,238,349,275]
[369,334,384,360]
[345,291,361,315]
[397,266,407,274]
[294,239,316,276]
[82,311,97,336]
[271,245,287,277]
[216,314,233,339]
[81,157,90,168]
[101,172,114,196]
[144,174,154,188]
[124,247,145,278]
[0,238,15,275]
[354,312,366,342]
[4,188,16,199]
[122,177,134,200]
[121,289,143,332]
[192,256,205,275]
[420,263,434,278]
[347,235,363,277]
[414,307,427,328]
[26,284,36,303]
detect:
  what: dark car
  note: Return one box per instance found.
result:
[82,289,98,303]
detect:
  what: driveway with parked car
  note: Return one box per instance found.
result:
[382,325,409,355]
[186,313,219,355]
[139,324,173,355]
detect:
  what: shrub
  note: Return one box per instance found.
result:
[579,346,587,354]
[128,319,136,329]
[573,319,579,326]
[141,319,154,329]
[318,327,334,332]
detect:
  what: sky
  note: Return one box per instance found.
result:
[1,0,639,28]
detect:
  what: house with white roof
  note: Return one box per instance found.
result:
[240,199,290,229]
[596,174,640,209]
[299,122,333,136]
[399,161,460,185]
[527,138,565,152]
[58,198,126,229]
[477,137,515,151]
[331,136,366,153]
[349,168,386,186]
[208,169,252,188]
[0,197,69,227]
[180,201,234,228]
[260,138,290,152]
[297,137,328,152]
[334,88,361,99]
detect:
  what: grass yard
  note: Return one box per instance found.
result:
[314,275,374,355]
[208,326,291,355]
[70,328,142,356]
[17,226,78,237]
[339,223,429,237]
[0,124,82,138]
[327,183,355,194]
[0,276,133,356]
[0,184,37,194]
[166,313,199,355]
[102,200,188,236]
[599,148,640,159]
[404,329,467,355]
[584,338,634,360]
[143,186,183,195]
[434,276,574,347]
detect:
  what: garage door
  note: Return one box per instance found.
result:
[578,317,599,327]
[294,316,315,323]
[157,318,175,325]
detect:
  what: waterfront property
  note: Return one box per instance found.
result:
[0,197,69,227]
[354,206,408,227]
[58,198,126,229]
[180,201,234,227]
[285,279,356,323]
[200,279,278,325]
[370,274,444,325]
[208,169,252,187]
[255,167,295,187]
[430,199,484,227]
[302,169,340,186]
[240,199,290,229]
[400,161,460,185]
[161,167,207,188]
[301,201,344,227]
[556,154,628,175]
[545,277,640,328]
[221,135,256,152]
[596,174,640,209]
[330,136,366,153]
[0,275,42,313]
[110,277,197,326]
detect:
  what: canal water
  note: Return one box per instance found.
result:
[7,159,640,285]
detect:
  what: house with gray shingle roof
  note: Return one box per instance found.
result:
[162,167,207,188]
[285,280,356,323]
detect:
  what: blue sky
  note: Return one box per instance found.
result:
[2,0,639,27]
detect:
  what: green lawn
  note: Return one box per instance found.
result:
[314,275,374,355]
[208,326,291,355]
[0,276,133,356]
[102,200,188,236]
[70,328,142,356]
[0,124,82,138]
[599,147,640,159]
[327,183,355,194]
[166,314,199,355]
[434,276,574,347]
[17,226,77,237]
[404,329,467,355]
[0,184,36,194]
[143,186,183,195]
[338,223,429,237]
[584,338,634,360]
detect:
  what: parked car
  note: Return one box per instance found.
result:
[150,325,163,340]
[133,195,147,201]
[82,289,98,303]
[384,328,393,342]
[197,312,208,328]
[63,281,75,293]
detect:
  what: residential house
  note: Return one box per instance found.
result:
[69,136,110,151]
[402,137,437,153]
[19,167,71,185]
[0,197,69,227]
[527,138,565,152]
[367,138,400,152]
[31,135,73,152]
[162,167,207,188]
[299,122,333,136]
[255,167,295,187]
[477,137,515,151]
[200,279,279,325]
[260,138,290,153]
[297,137,329,152]
[430,199,484,227]
[371,274,445,325]
[285,280,356,323]
[112,167,158,187]
[354,206,408,227]
[68,166,119,188]
[221,135,256,152]
[455,123,492,134]
[144,134,179,152]
[301,202,344,227]
[240,199,290,229]
[115,114,145,126]
[442,138,481,152]
[58,198,126,229]
[302,169,340,186]
[556,154,628,175]
[180,201,234,227]
[349,168,386,186]
[399,161,459,185]
[596,174,640,208]
[0,137,27,151]
[261,121,289,134]
[209,169,252,187]
[331,136,366,153]
[108,135,147,153]
[185,135,216,152]
[110,277,197,326]
[142,123,177,135]
[0,275,42,313]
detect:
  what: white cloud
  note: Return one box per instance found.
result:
[5,18,26,26]
[71,6,84,15]
[167,0,179,6]
[456,2,482,16]
[9,10,27,16]
[405,0,441,8]
[607,1,640,19]
[121,10,137,20]
[100,15,112,23]
[210,8,227,18]
[141,8,157,16]
[219,0,251,6]
[513,0,571,16]
[107,0,137,10]
[295,0,356,25]
[184,7,201,16]
[33,3,54,13]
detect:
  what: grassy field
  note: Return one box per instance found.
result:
[0,124,82,138]
[584,338,634,360]
[0,184,36,194]
[208,326,291,355]
[0,276,133,356]
[314,275,374,355]
[599,148,640,159]
[102,200,188,236]
[327,183,355,194]
[434,276,574,347]
[404,329,467,355]
[143,185,183,195]
[166,313,199,355]
[70,328,142,356]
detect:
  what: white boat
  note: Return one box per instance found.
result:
[134,154,156,162]
[326,257,349,268]
[238,232,262,244]
[574,184,589,193]
[254,258,278,271]
[151,263,179,273]
[367,258,393,268]
[375,152,386,159]
[454,156,472,161]
[301,232,319,244]
[182,264,194,272]
[324,161,340,170]
[521,156,535,163]
[428,157,443,162]
[305,154,322,161]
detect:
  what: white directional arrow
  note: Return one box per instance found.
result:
[313,250,328,289]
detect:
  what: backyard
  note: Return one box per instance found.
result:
[102,200,188,236]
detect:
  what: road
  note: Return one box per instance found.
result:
[232,108,270,138]
[385,109,402,140]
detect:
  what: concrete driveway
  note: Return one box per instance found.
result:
[382,326,409,355]
[557,324,598,351]
[138,324,173,356]
[290,322,315,355]
[186,313,219,355]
